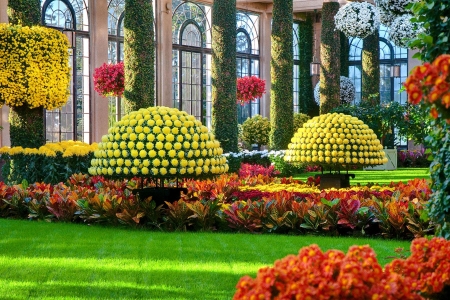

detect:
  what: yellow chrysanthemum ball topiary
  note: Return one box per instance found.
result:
[89,106,229,178]
[284,113,388,168]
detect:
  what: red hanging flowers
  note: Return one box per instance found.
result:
[93,62,125,97]
[404,54,450,121]
[236,76,266,106]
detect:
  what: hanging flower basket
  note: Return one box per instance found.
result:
[383,0,420,15]
[334,2,380,39]
[388,14,422,48]
[314,76,356,105]
[375,0,396,27]
[93,62,125,97]
[236,76,266,106]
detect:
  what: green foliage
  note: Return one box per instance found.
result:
[241,115,270,148]
[211,0,238,153]
[409,0,450,62]
[269,0,293,150]
[426,121,450,239]
[2,151,94,185]
[331,102,432,147]
[298,15,318,116]
[293,113,310,133]
[7,0,40,26]
[362,30,380,105]
[320,1,341,114]
[9,106,44,148]
[123,0,155,113]
[340,31,349,77]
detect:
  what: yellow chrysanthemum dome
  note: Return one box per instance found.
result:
[89,106,229,178]
[284,113,388,168]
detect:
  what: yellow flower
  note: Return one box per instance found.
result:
[131,150,139,158]
[142,167,149,175]
[148,150,157,158]
[158,150,166,157]
[125,159,132,167]
[152,168,159,175]
[153,158,161,167]
[160,167,167,176]
[161,159,169,167]
[136,142,144,150]
[155,142,164,150]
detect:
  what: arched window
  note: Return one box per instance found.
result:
[236,11,260,124]
[172,0,212,127]
[348,24,408,105]
[41,0,90,143]
[293,22,300,113]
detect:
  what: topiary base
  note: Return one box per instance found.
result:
[315,173,355,189]
[132,187,188,207]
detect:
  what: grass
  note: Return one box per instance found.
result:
[295,167,430,185]
[0,219,412,300]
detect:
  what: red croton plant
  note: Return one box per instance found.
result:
[236,76,266,105]
[93,62,125,97]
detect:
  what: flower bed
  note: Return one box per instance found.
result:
[0,173,433,238]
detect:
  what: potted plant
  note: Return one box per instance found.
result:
[236,76,266,106]
[334,1,380,39]
[93,62,125,97]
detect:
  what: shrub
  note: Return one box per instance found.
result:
[293,113,310,133]
[234,237,449,299]
[0,141,97,185]
[238,164,279,178]
[398,149,430,167]
[241,115,271,149]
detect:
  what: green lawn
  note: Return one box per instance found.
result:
[295,167,430,185]
[0,219,411,300]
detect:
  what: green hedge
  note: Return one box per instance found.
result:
[298,14,318,116]
[362,30,380,105]
[211,0,238,153]
[340,32,349,77]
[319,1,341,114]
[269,0,293,150]
[123,0,155,113]
[7,0,40,26]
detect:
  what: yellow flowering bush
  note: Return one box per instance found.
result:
[89,106,229,178]
[0,24,70,109]
[241,115,271,148]
[0,141,97,184]
[285,113,388,169]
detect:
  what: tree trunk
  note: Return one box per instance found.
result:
[269,0,293,150]
[211,0,238,153]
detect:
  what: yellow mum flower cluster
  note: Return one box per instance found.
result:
[0,141,97,158]
[285,113,388,168]
[0,24,70,109]
[238,183,395,193]
[89,106,229,178]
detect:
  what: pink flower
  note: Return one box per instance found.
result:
[93,62,125,97]
[236,76,266,105]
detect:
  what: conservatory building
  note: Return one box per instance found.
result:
[0,0,419,148]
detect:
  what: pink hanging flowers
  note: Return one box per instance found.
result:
[93,62,125,97]
[236,76,266,105]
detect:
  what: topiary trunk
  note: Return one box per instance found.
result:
[319,0,341,114]
[211,0,238,153]
[298,13,318,116]
[362,30,380,106]
[269,0,293,150]
[7,0,44,148]
[123,0,155,114]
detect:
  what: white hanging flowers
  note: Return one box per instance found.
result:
[388,14,422,48]
[375,0,396,27]
[334,2,380,39]
[314,76,356,106]
[382,0,420,15]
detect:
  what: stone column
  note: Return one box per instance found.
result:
[89,0,109,142]
[259,10,272,119]
[0,0,10,147]
[156,0,173,107]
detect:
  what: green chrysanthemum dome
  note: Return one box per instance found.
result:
[284,113,388,168]
[89,106,229,178]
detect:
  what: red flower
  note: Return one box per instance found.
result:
[236,76,266,106]
[93,62,125,97]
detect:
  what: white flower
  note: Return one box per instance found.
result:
[388,14,422,48]
[382,0,420,15]
[334,2,380,39]
[314,76,356,105]
[375,0,396,27]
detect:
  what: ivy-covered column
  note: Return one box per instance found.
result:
[123,0,155,114]
[7,0,44,148]
[340,31,349,77]
[362,30,380,105]
[319,0,340,114]
[298,13,317,116]
[211,0,238,153]
[269,0,293,150]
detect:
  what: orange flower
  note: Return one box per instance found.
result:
[407,86,423,105]
[430,107,439,119]
[432,54,450,76]
[442,92,450,109]
[411,63,432,81]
